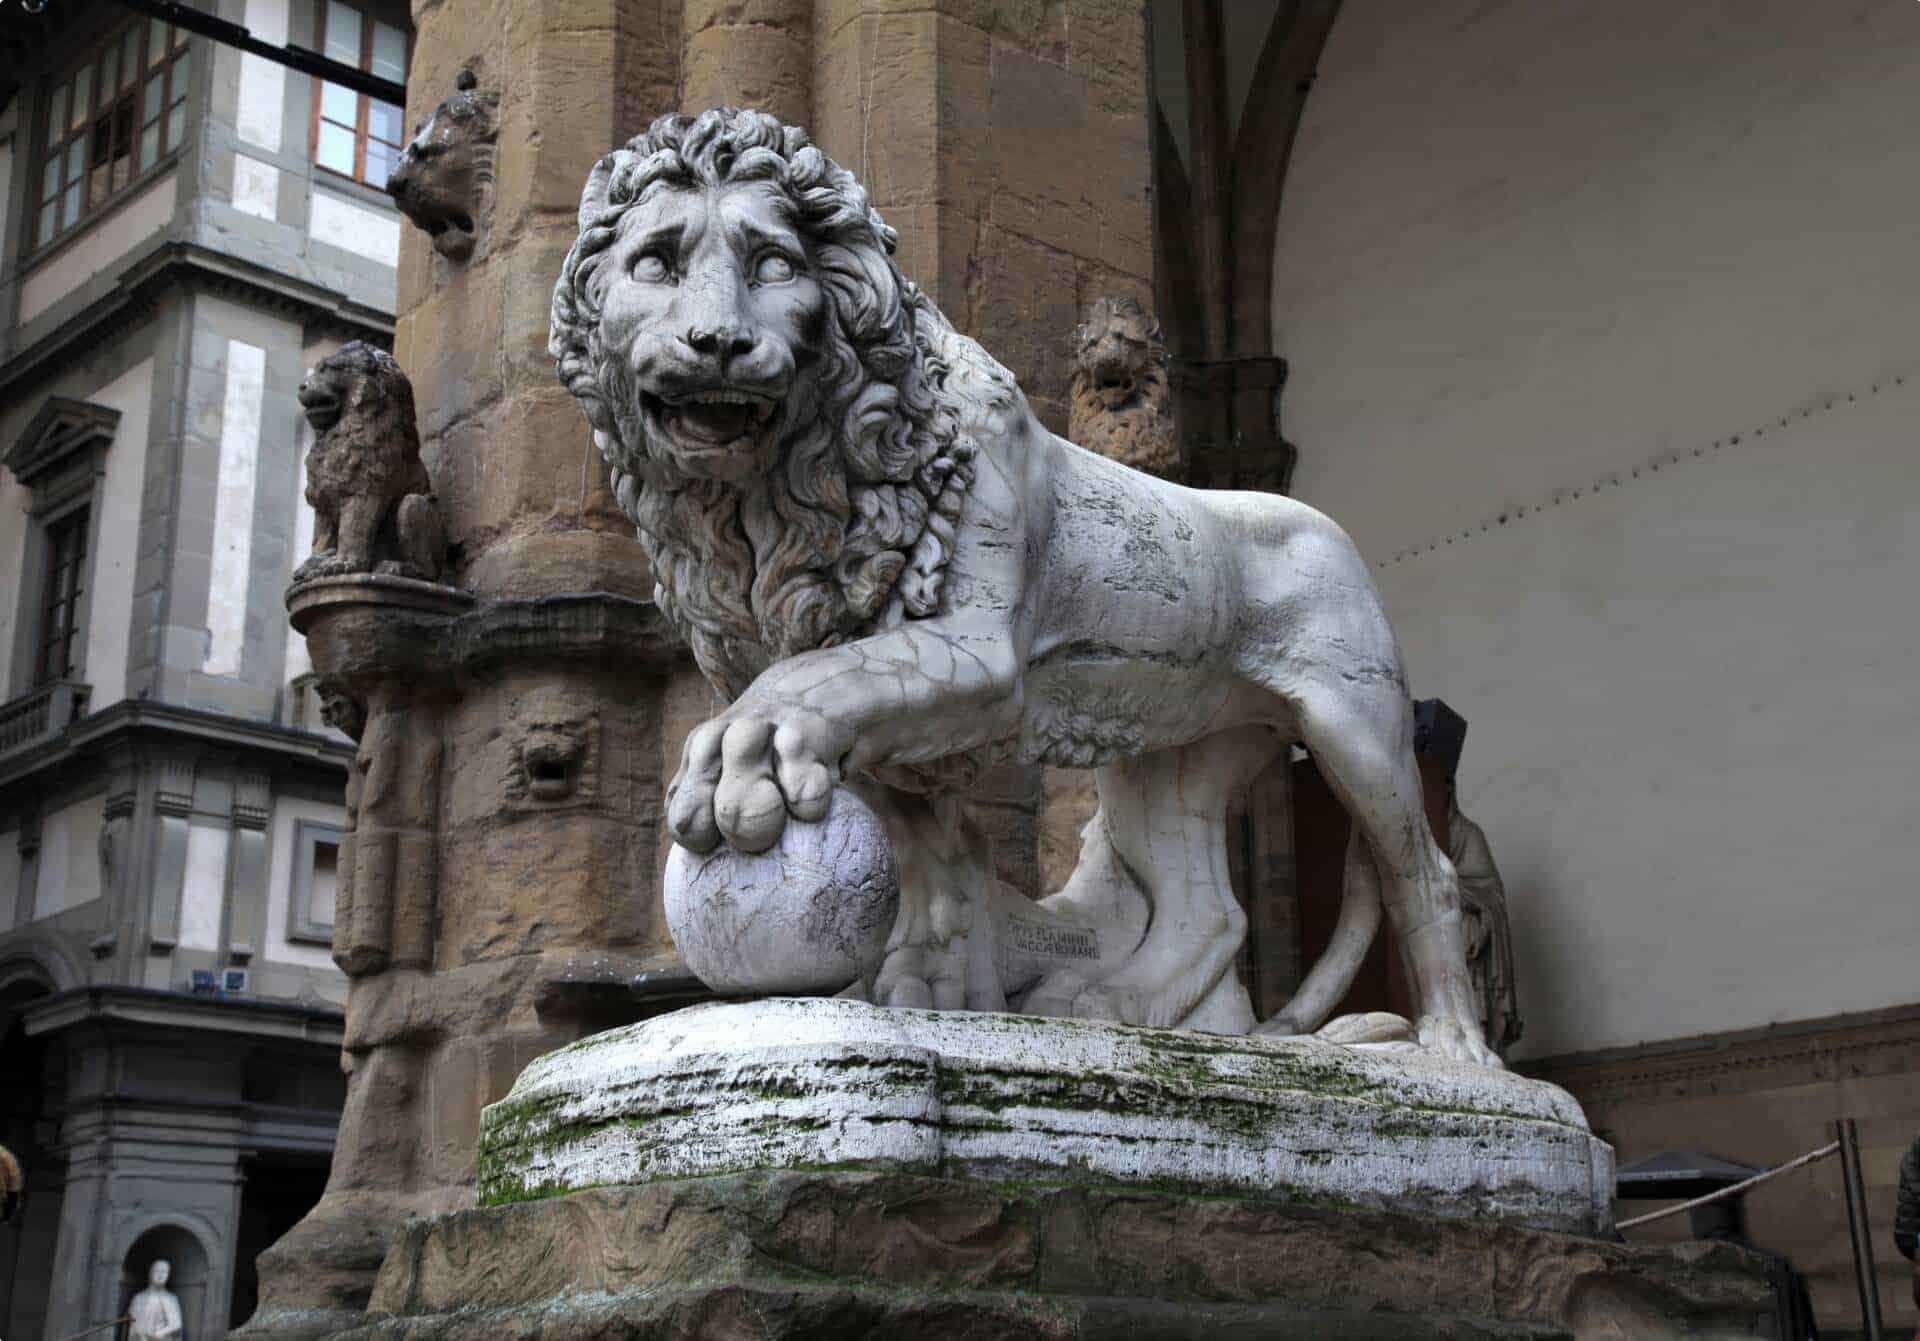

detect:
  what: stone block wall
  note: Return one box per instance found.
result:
[809,0,1153,433]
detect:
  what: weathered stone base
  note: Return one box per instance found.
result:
[347,1171,1781,1339]
[480,999,1613,1234]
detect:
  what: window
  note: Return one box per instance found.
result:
[312,1,407,187]
[4,398,119,701]
[34,19,191,249]
[33,506,89,687]
[288,819,343,944]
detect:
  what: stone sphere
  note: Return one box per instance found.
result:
[664,788,899,996]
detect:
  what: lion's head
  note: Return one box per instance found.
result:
[299,341,418,449]
[1068,296,1180,480]
[550,108,976,699]
[387,69,498,262]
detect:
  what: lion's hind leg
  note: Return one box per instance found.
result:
[1036,731,1277,1032]
[1281,674,1498,1067]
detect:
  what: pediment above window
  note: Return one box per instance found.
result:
[4,397,120,487]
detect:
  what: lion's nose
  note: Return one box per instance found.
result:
[686,322,755,362]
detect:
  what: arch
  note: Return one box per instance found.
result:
[1227,0,1344,358]
[0,933,84,996]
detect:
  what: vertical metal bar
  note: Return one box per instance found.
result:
[1839,1117,1886,1341]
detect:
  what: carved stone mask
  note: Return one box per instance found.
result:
[506,687,598,804]
[1074,296,1166,412]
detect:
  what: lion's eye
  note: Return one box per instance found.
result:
[753,252,796,285]
[632,252,672,283]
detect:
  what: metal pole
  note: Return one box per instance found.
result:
[1838,1117,1886,1341]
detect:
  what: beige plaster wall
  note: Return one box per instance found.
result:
[1270,0,1920,1061]
[19,173,176,325]
[34,792,103,920]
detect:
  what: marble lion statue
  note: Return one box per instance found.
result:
[1069,295,1181,480]
[550,108,1494,1066]
[295,341,444,583]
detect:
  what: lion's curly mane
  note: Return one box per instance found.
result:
[306,341,428,505]
[550,108,988,700]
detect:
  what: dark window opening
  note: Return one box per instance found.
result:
[229,1156,330,1329]
[33,506,89,687]
[33,19,191,250]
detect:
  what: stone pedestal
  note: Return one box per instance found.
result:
[351,1168,1781,1339]
[336,1003,1786,1337]
[480,999,1612,1233]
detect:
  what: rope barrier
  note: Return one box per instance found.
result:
[53,1317,130,1341]
[1615,1140,1841,1231]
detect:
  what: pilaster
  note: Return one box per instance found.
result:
[147,755,194,957]
[223,767,271,963]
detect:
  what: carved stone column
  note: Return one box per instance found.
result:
[240,5,685,1332]
[245,580,682,1336]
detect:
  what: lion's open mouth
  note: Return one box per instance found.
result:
[300,388,343,432]
[647,389,781,468]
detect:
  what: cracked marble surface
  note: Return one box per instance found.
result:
[552,108,1498,1069]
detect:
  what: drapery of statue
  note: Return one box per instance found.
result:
[127,1260,184,1341]
[549,107,1493,1066]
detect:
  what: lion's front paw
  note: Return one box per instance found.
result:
[293,552,353,583]
[1417,1013,1503,1069]
[667,705,839,854]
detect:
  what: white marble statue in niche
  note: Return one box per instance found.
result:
[128,1259,184,1341]
[550,108,1497,1065]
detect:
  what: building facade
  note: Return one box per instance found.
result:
[0,0,405,1335]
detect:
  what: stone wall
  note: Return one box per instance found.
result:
[1270,3,1920,1331]
[1270,0,1920,1064]
[808,1,1153,433]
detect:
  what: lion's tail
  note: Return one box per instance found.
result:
[1253,829,1383,1037]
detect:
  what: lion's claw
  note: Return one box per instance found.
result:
[1418,1013,1503,1069]
[669,703,840,854]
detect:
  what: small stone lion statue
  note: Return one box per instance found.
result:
[1068,295,1180,480]
[386,69,499,262]
[295,342,445,583]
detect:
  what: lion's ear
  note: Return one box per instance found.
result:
[578,155,616,230]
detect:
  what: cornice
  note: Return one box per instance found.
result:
[0,698,353,797]
[1519,1001,1920,1102]
[21,983,344,1045]
[0,240,394,414]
